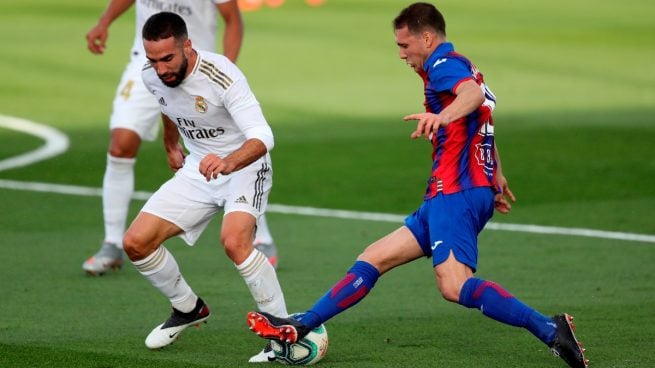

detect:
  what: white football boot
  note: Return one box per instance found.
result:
[248,341,276,363]
[145,297,210,349]
[82,242,124,276]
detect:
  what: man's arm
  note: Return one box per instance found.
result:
[198,77,273,181]
[403,79,484,139]
[199,139,267,181]
[216,0,244,63]
[162,114,186,172]
[86,0,135,54]
[198,90,273,181]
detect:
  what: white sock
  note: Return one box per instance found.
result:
[102,154,136,248]
[254,214,274,245]
[236,249,288,317]
[132,246,197,313]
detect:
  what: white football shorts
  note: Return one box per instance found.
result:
[141,157,272,245]
[109,57,160,141]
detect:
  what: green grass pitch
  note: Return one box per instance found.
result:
[1,0,654,367]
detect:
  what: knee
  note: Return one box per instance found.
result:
[108,135,139,158]
[221,233,250,263]
[436,278,465,303]
[356,250,389,275]
[108,144,137,158]
[123,230,152,261]
[220,232,238,250]
[439,285,461,303]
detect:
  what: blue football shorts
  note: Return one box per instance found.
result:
[404,186,495,271]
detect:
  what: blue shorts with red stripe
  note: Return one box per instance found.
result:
[404,186,495,271]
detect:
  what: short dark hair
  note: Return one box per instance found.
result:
[393,2,446,37]
[142,12,188,42]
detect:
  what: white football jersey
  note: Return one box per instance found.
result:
[142,49,273,180]
[131,0,230,58]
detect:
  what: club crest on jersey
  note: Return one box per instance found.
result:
[195,96,208,113]
[474,142,494,175]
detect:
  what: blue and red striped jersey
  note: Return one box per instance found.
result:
[418,42,498,199]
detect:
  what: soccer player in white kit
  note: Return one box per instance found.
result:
[83,0,279,276]
[121,11,285,361]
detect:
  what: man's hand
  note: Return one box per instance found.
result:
[166,143,186,172]
[403,112,447,139]
[86,23,109,54]
[494,174,516,214]
[199,154,236,181]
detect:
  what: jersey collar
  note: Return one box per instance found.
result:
[423,42,455,72]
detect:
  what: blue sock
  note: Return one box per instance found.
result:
[298,261,380,330]
[459,278,556,345]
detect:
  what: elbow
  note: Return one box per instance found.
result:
[252,134,274,153]
[245,126,274,153]
[260,129,274,152]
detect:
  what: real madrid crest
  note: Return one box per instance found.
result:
[195,96,208,113]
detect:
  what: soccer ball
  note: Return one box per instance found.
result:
[270,316,328,365]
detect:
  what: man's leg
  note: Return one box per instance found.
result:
[300,226,423,328]
[224,211,288,318]
[438,254,587,367]
[123,211,208,349]
[430,188,587,367]
[222,211,288,362]
[124,212,193,309]
[247,226,424,343]
[83,128,141,275]
[103,129,141,246]
[435,252,556,343]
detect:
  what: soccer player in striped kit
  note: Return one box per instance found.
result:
[247,3,588,367]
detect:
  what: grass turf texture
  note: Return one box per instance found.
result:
[1,0,654,367]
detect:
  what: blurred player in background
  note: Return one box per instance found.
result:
[246,3,588,368]
[124,12,284,361]
[83,0,278,277]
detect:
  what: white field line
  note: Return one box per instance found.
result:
[1,114,653,244]
[0,114,69,172]
[0,178,653,244]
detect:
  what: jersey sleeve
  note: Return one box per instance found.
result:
[429,57,474,94]
[223,79,274,152]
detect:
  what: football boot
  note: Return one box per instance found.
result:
[145,297,210,349]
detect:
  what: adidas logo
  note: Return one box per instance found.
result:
[158,97,167,106]
[235,195,249,204]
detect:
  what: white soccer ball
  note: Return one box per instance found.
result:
[270,316,328,365]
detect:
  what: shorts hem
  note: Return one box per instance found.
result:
[140,209,198,246]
